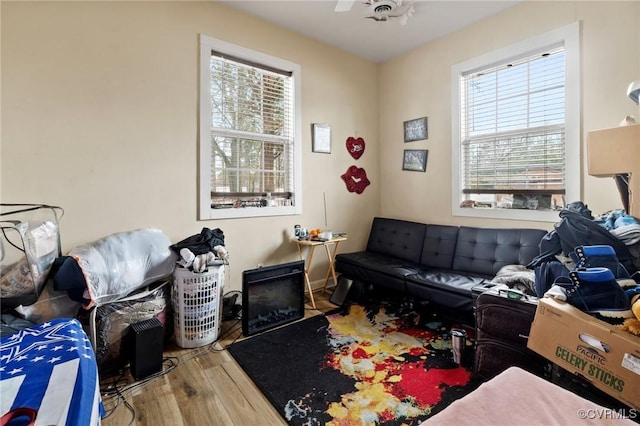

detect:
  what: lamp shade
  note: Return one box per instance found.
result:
[628,80,640,105]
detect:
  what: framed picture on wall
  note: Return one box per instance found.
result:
[312,123,331,153]
[402,149,428,172]
[403,117,428,142]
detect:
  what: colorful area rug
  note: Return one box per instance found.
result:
[228,302,480,425]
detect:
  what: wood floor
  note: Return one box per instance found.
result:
[101,291,337,426]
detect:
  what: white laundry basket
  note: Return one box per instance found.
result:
[172,265,224,348]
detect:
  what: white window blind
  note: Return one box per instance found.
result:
[460,47,566,198]
[209,51,295,209]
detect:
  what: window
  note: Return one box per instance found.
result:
[451,23,580,222]
[199,35,302,220]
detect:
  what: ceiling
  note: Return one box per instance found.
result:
[220,0,523,63]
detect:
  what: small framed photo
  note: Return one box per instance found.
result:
[403,117,428,142]
[312,123,331,153]
[402,149,428,172]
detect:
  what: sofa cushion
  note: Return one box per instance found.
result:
[406,269,489,296]
[365,217,426,264]
[452,227,547,276]
[405,269,489,312]
[334,251,420,292]
[420,225,459,269]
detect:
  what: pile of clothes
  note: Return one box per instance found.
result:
[595,209,640,270]
[170,227,229,273]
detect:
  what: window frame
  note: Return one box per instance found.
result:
[451,22,581,222]
[198,34,302,220]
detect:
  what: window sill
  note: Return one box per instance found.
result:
[202,205,301,220]
[452,206,560,223]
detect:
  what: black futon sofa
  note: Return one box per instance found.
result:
[335,217,547,312]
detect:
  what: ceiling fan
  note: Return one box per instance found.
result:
[335,0,416,25]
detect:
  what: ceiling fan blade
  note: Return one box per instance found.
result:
[335,0,355,12]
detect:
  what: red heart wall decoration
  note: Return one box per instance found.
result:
[346,137,365,160]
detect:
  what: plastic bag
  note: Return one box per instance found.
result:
[1,204,63,307]
[69,228,177,308]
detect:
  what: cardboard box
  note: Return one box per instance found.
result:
[527,297,640,410]
[587,124,640,217]
[587,124,640,177]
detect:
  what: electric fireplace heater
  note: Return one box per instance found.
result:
[241,260,305,336]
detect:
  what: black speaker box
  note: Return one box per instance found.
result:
[129,317,164,380]
[330,277,353,306]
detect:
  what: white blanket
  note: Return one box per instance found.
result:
[70,228,176,308]
[423,367,636,425]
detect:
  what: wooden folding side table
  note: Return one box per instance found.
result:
[294,236,347,309]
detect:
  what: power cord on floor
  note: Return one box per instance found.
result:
[100,357,180,423]
[100,316,244,421]
[209,317,242,352]
[100,289,244,421]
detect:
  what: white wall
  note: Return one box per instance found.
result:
[379,1,640,228]
[0,1,380,291]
